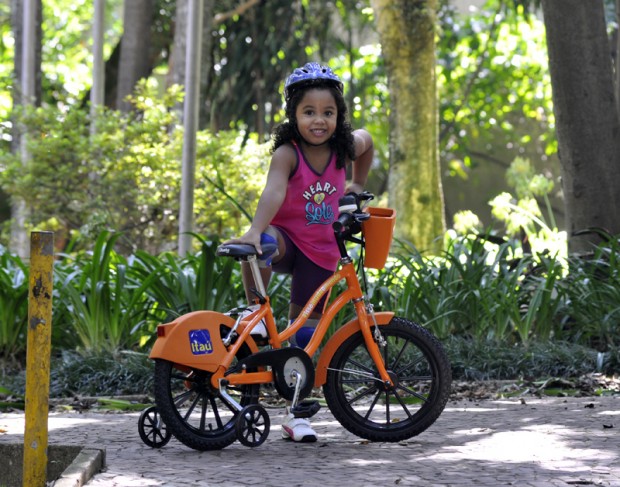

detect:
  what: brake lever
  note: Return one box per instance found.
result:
[354,211,371,222]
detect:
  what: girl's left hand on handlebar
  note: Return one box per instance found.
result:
[344,183,364,194]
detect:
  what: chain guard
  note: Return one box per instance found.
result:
[237,347,314,401]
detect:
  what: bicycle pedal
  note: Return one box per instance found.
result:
[291,400,321,419]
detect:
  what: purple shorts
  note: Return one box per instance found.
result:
[272,229,333,312]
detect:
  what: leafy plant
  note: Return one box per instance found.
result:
[0,245,28,359]
[446,336,600,381]
[49,350,154,397]
[54,231,156,352]
[561,236,620,351]
[131,234,245,322]
[0,84,271,254]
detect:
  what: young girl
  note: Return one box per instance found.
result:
[226,62,373,442]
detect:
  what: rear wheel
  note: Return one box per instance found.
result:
[323,317,451,442]
[154,342,259,451]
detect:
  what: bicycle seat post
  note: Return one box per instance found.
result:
[247,255,267,299]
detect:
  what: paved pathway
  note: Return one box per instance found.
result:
[1,396,619,486]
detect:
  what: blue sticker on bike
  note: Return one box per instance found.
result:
[189,329,214,355]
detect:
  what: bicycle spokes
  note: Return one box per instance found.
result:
[324,318,451,442]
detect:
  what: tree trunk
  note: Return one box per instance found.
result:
[615,0,620,114]
[91,0,105,114]
[199,1,214,128]
[178,0,203,256]
[116,0,154,111]
[542,0,620,253]
[10,0,42,257]
[371,0,446,253]
[168,0,213,127]
[168,0,188,90]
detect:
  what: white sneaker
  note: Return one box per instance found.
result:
[227,304,268,338]
[281,413,318,442]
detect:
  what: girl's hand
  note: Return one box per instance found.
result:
[345,183,364,194]
[223,229,263,254]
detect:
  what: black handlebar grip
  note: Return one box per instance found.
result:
[333,212,354,234]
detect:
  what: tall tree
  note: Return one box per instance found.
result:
[541,0,620,252]
[9,0,42,257]
[615,0,620,113]
[116,0,154,111]
[371,0,446,252]
[90,0,105,118]
[167,0,214,125]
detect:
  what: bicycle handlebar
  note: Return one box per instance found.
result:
[332,191,374,238]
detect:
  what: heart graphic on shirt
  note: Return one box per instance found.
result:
[314,193,325,204]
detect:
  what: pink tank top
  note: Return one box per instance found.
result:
[271,142,346,271]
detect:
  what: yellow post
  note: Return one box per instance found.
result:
[23,231,54,487]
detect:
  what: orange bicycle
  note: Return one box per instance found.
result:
[145,192,452,450]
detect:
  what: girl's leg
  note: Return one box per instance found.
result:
[287,257,332,347]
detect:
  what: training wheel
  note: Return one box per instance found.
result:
[138,406,172,448]
[235,404,270,447]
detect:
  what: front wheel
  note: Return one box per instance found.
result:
[323,317,451,442]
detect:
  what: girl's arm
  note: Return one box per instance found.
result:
[346,129,374,194]
[225,145,294,253]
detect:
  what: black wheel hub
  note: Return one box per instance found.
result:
[375,370,399,391]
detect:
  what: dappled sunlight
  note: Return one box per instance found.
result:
[2,398,619,486]
[346,458,392,466]
[434,427,615,464]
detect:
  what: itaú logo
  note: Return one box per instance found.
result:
[189,329,214,355]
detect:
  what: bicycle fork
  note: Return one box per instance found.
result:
[354,298,393,387]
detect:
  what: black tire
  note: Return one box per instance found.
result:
[138,406,172,448]
[154,342,259,451]
[235,404,271,447]
[323,317,451,442]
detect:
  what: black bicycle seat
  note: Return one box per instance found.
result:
[216,242,278,260]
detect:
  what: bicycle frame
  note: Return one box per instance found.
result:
[150,254,395,392]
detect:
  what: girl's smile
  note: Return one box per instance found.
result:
[295,89,338,146]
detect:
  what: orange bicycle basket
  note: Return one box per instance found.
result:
[361,207,396,269]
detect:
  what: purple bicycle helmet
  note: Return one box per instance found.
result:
[284,62,343,100]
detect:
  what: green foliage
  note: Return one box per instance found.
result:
[446,337,600,381]
[330,45,390,194]
[372,224,620,354]
[0,244,28,358]
[0,0,12,122]
[490,157,562,251]
[437,3,555,174]
[48,349,153,397]
[129,234,243,324]
[53,231,156,352]
[383,237,527,341]
[2,229,620,395]
[210,0,376,135]
[561,237,620,351]
[49,231,292,353]
[0,82,270,253]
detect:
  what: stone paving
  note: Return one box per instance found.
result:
[1,396,619,486]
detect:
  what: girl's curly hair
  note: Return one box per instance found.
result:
[271,81,356,169]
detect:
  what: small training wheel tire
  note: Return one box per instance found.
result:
[139,406,172,448]
[235,404,270,447]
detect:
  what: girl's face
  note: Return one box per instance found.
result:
[294,88,338,146]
